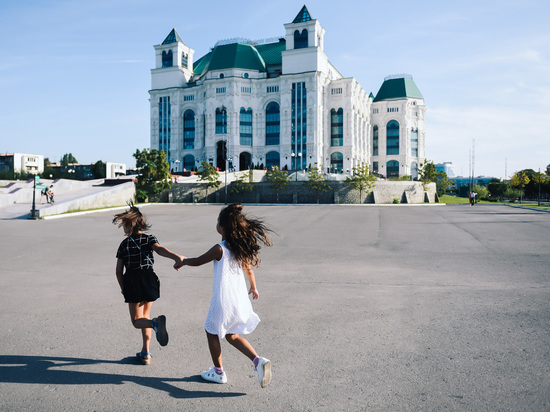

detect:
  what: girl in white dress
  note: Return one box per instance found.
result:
[176,203,273,388]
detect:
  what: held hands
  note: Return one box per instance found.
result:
[173,255,186,270]
[248,286,259,300]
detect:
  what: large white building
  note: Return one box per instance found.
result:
[149,6,426,178]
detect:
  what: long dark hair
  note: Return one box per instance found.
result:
[218,203,272,267]
[112,201,151,235]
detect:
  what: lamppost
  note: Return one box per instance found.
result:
[291,153,302,181]
[28,174,39,220]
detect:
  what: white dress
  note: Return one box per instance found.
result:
[204,241,260,337]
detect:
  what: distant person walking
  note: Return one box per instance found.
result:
[469,191,476,206]
[175,203,273,388]
[113,202,182,365]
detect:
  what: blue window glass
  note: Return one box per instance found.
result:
[291,82,307,169]
[330,152,343,173]
[266,102,280,145]
[411,129,418,157]
[373,125,379,156]
[162,50,173,68]
[184,110,195,149]
[158,96,171,162]
[294,29,308,49]
[183,154,195,170]
[240,108,253,146]
[266,151,280,169]
[387,160,399,177]
[331,108,343,146]
[386,120,399,155]
[216,108,227,134]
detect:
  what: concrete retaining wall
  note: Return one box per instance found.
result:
[158,180,437,204]
[38,182,135,217]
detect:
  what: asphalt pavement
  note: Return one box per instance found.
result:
[1,204,549,411]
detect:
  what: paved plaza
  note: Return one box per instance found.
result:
[1,204,549,411]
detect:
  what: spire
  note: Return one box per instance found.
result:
[162,28,183,45]
[293,5,312,23]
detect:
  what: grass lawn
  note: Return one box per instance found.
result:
[439,195,550,210]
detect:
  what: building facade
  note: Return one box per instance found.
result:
[149,6,426,178]
[0,153,44,175]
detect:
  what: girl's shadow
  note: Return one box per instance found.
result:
[0,355,245,399]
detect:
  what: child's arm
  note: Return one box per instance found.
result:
[177,244,223,268]
[243,262,259,300]
[115,258,124,293]
[152,243,183,263]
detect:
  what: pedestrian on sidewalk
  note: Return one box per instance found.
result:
[113,202,183,365]
[175,203,273,388]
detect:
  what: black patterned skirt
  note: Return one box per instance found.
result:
[122,268,160,303]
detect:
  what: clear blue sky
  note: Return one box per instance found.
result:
[1,0,549,178]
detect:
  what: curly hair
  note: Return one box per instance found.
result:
[218,203,272,267]
[112,201,151,235]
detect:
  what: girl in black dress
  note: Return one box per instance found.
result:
[113,203,182,364]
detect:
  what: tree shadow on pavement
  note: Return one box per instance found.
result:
[0,355,245,399]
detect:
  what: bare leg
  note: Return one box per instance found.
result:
[206,331,223,368]
[129,302,154,360]
[225,333,258,362]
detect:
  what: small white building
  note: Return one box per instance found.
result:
[149,6,426,178]
[105,162,127,179]
[0,153,44,174]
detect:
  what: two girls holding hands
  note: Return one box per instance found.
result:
[114,203,272,388]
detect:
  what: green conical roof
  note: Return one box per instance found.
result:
[293,5,312,23]
[373,75,423,102]
[162,28,183,45]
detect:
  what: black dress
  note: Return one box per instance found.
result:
[116,234,160,303]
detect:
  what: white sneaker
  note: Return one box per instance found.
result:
[255,357,272,388]
[201,366,227,384]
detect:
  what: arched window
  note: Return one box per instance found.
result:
[266,151,280,169]
[387,160,399,177]
[411,162,418,180]
[266,102,280,145]
[240,108,253,146]
[411,128,418,157]
[183,154,195,171]
[330,152,343,173]
[216,107,227,134]
[387,120,399,155]
[181,53,188,69]
[183,110,195,149]
[373,125,379,156]
[331,108,343,146]
[162,50,173,68]
[239,152,252,170]
[294,29,308,49]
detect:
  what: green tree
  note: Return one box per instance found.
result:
[196,161,221,201]
[487,179,508,201]
[345,162,377,204]
[510,170,530,203]
[266,166,290,203]
[419,161,451,196]
[133,149,172,202]
[473,185,488,202]
[231,170,254,196]
[532,170,549,205]
[61,153,78,166]
[504,187,523,202]
[94,160,106,179]
[303,163,329,203]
